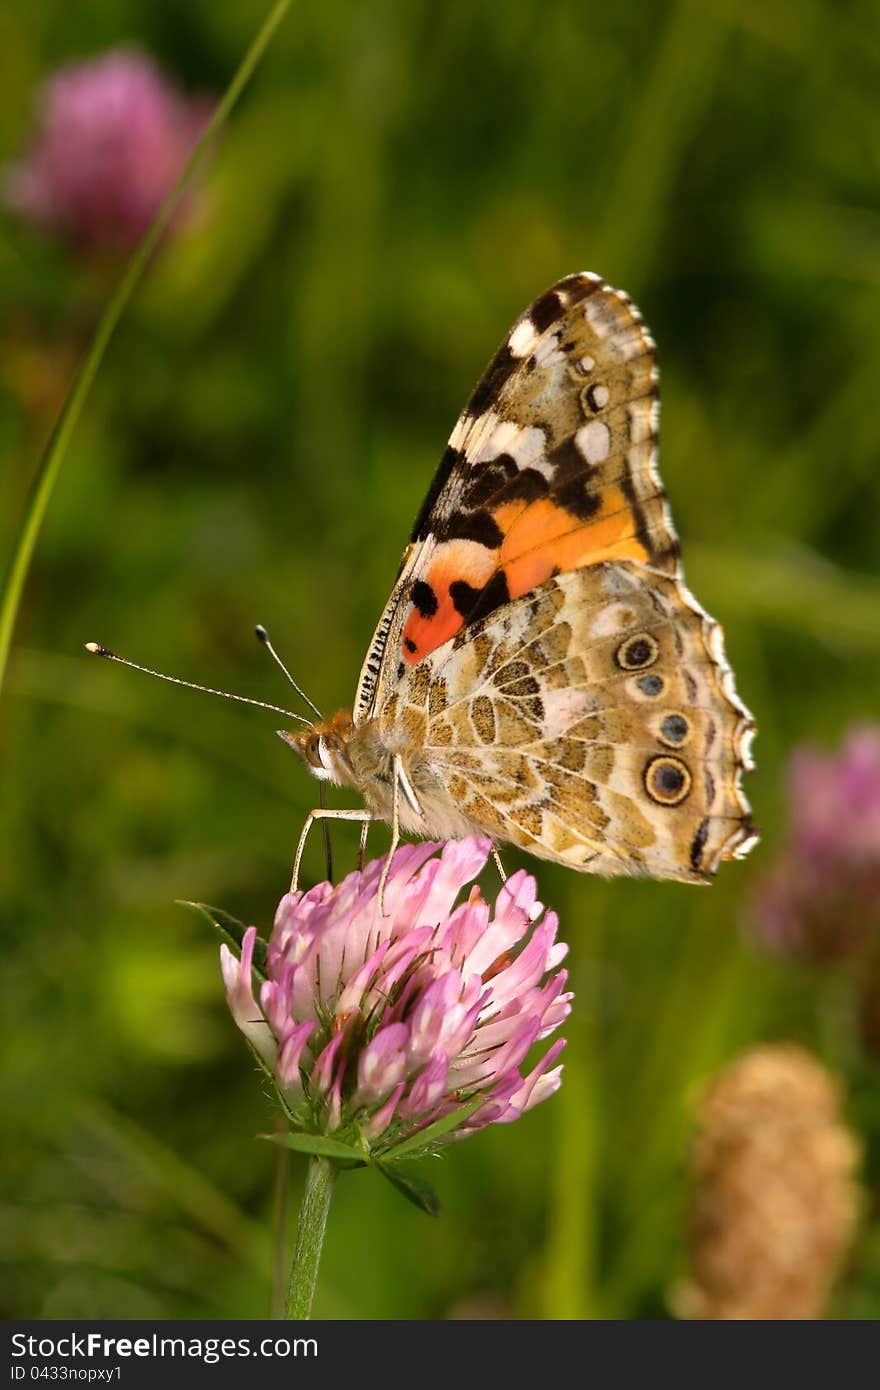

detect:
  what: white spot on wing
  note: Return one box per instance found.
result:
[530,331,565,369]
[449,416,470,450]
[499,603,534,647]
[473,415,547,468]
[508,318,538,358]
[588,601,636,639]
[541,687,594,727]
[585,300,612,338]
[616,328,648,362]
[576,420,611,465]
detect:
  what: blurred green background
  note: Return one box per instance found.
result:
[2,0,880,1320]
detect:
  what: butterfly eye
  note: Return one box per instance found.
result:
[302,733,335,782]
[615,632,659,671]
[644,755,692,806]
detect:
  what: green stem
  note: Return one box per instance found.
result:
[285,1157,335,1319]
[270,1138,292,1319]
[541,881,607,1319]
[0,0,293,697]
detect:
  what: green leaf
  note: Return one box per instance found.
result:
[258,1132,366,1165]
[180,901,268,979]
[379,1098,483,1161]
[375,1162,441,1216]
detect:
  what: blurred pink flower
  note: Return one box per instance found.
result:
[5,47,210,254]
[753,727,880,960]
[221,838,571,1150]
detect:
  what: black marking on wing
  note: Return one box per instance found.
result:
[449,569,511,625]
[529,289,564,333]
[411,579,439,618]
[460,454,519,508]
[411,445,464,542]
[465,343,517,419]
[491,465,551,509]
[690,818,710,871]
[555,479,602,521]
[436,509,505,548]
[546,437,602,521]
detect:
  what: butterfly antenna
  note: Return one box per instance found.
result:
[84,643,310,724]
[254,624,323,720]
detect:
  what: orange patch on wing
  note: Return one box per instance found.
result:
[400,487,648,665]
[402,540,495,664]
[499,487,647,599]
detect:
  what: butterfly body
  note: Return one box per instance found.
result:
[285,272,757,884]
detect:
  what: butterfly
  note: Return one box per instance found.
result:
[282,272,757,894]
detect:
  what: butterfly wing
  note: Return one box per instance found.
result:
[381,564,756,882]
[354,272,674,722]
[353,272,756,879]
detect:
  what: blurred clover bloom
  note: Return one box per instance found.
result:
[5,47,209,254]
[221,837,570,1152]
[753,727,880,961]
[679,1045,861,1320]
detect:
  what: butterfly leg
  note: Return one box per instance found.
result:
[357,817,371,870]
[319,783,333,882]
[291,807,375,893]
[492,847,508,884]
[376,757,403,917]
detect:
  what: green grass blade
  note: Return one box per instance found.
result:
[0,0,293,697]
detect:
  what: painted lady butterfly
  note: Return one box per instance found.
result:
[283,273,757,890]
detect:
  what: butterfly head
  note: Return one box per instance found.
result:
[278,708,355,786]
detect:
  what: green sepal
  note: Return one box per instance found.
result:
[180,901,268,979]
[379,1097,483,1161]
[258,1132,367,1166]
[374,1161,441,1216]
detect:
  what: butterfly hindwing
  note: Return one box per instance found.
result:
[379,563,756,882]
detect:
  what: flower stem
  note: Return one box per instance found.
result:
[284,1158,335,1319]
[270,1138,291,1319]
[0,0,293,697]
